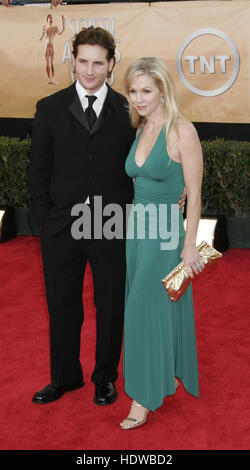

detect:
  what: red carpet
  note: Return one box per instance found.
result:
[0,236,249,450]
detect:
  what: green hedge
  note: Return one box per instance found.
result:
[0,136,249,216]
[0,136,31,208]
[201,139,250,217]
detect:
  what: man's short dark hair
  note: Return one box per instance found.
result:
[72,26,116,63]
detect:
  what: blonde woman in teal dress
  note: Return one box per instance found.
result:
[120,57,204,430]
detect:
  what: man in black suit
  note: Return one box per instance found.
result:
[30,26,135,406]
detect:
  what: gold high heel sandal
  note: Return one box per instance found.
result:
[120,400,150,430]
[120,379,180,430]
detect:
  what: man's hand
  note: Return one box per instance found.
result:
[178,187,187,214]
[51,0,63,6]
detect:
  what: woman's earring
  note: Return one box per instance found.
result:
[160,96,165,104]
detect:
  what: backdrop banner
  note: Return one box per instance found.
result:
[0,1,249,122]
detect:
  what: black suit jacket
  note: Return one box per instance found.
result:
[30,83,135,242]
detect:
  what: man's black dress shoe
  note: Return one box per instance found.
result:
[32,379,84,404]
[94,382,118,406]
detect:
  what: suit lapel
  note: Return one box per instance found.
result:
[90,85,117,136]
[68,83,117,135]
[68,86,90,132]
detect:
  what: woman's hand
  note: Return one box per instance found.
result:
[180,245,204,279]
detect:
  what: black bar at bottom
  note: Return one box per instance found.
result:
[0,450,248,466]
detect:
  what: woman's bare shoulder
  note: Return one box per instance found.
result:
[176,118,198,140]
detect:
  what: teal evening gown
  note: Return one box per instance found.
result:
[123,125,199,412]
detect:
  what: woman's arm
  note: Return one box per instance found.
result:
[178,120,203,278]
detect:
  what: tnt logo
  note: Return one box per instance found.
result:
[185,55,230,74]
[176,29,240,97]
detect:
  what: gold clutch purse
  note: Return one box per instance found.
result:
[161,240,222,302]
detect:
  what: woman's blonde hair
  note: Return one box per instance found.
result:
[124,57,184,138]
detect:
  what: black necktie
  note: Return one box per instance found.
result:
[85,95,97,129]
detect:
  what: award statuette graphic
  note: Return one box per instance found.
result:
[40,14,65,85]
